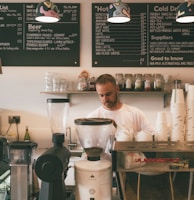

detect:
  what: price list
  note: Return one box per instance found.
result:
[148,3,194,67]
[0,4,23,51]
[92,3,148,67]
[92,3,194,67]
[0,3,80,66]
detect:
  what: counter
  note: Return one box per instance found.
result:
[112,141,194,200]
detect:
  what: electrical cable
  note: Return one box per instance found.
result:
[16,123,19,141]
[3,123,12,137]
[2,121,20,141]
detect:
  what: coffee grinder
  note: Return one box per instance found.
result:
[47,98,70,135]
[8,141,37,200]
[74,118,113,200]
[35,133,71,200]
[34,98,71,200]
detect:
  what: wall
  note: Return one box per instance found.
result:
[0,0,193,148]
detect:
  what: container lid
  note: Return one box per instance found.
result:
[0,137,7,146]
[173,80,181,83]
[9,141,38,149]
[47,98,69,103]
[74,118,113,125]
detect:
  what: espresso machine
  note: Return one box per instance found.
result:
[74,118,113,200]
[8,141,37,200]
[35,133,71,200]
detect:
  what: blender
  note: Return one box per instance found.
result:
[74,118,113,200]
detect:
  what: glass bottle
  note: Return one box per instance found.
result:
[24,126,31,142]
[153,74,163,91]
[115,73,125,91]
[134,74,143,91]
[77,76,88,91]
[173,80,182,89]
[144,74,152,91]
[163,74,170,92]
[88,77,96,91]
[124,74,133,91]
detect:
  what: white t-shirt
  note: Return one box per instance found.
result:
[87,103,154,135]
[86,104,154,159]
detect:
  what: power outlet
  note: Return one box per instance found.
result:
[8,116,20,124]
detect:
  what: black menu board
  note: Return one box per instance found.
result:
[0,3,80,66]
[92,3,194,67]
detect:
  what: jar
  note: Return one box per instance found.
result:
[134,74,143,91]
[144,74,152,91]
[77,76,88,91]
[88,77,96,91]
[124,74,133,91]
[174,80,182,89]
[115,73,125,91]
[153,74,163,91]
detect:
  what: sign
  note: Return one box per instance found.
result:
[0,3,80,66]
[92,3,194,67]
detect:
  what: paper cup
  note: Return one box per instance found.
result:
[171,89,185,104]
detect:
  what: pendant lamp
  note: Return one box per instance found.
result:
[176,0,194,23]
[107,0,131,23]
[35,0,60,23]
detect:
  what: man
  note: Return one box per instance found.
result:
[87,74,168,199]
[87,74,154,141]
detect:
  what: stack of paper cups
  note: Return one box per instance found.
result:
[170,89,185,142]
[155,111,168,141]
[186,85,194,141]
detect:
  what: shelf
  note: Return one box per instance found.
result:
[41,90,169,95]
[41,91,170,107]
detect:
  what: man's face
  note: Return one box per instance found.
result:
[96,82,119,110]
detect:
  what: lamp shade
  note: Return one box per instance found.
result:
[35,0,60,23]
[107,0,130,23]
[176,0,194,23]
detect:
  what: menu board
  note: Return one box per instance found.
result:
[0,3,80,66]
[92,3,194,67]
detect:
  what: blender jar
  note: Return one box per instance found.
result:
[47,98,70,134]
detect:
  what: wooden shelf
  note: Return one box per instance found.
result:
[41,90,169,95]
[41,91,170,107]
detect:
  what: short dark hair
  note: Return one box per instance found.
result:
[96,74,116,86]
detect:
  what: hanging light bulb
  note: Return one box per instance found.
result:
[176,0,194,23]
[107,0,131,23]
[35,0,60,23]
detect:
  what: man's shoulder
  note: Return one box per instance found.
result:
[87,106,103,117]
[122,104,144,114]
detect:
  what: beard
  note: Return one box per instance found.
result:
[103,94,118,109]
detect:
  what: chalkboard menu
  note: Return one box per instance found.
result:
[92,3,194,67]
[0,3,80,66]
